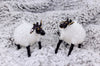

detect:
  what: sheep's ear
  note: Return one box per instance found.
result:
[67,18,69,22]
[36,22,39,26]
[33,23,35,27]
[65,18,69,24]
[68,19,74,25]
[32,23,36,30]
[33,23,35,26]
[69,19,72,23]
[68,22,74,25]
[40,20,42,26]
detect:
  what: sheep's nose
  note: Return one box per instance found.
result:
[60,24,63,28]
[41,30,45,35]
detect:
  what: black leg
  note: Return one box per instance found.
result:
[15,44,21,50]
[38,41,42,49]
[26,45,31,57]
[55,40,63,54]
[68,44,74,56]
[78,44,82,48]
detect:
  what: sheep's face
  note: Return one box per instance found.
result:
[35,26,45,35]
[30,20,45,36]
[60,21,68,28]
[60,18,74,28]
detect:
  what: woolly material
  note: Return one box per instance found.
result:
[59,21,86,45]
[14,22,40,46]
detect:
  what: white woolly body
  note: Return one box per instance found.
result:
[59,22,86,45]
[14,22,40,47]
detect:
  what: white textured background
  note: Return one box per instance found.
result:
[0,0,100,66]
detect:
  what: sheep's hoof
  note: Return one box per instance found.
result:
[67,54,70,56]
[55,49,58,54]
[39,47,42,49]
[28,55,31,57]
[55,52,57,54]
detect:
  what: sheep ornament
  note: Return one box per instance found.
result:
[14,20,45,57]
[55,18,86,56]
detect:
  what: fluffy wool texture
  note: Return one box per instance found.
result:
[1,0,100,66]
[59,21,86,45]
[14,22,40,46]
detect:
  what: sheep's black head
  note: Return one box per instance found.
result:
[60,18,74,28]
[30,20,45,35]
